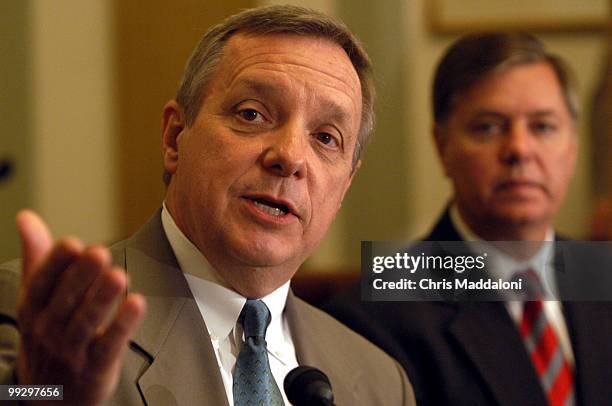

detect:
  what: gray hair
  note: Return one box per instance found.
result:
[165,5,373,184]
[433,32,579,125]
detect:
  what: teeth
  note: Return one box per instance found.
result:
[253,200,287,217]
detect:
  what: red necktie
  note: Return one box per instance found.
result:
[519,272,574,406]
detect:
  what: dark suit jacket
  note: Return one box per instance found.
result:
[0,212,415,405]
[325,210,612,406]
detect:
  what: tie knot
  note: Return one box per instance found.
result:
[239,299,271,338]
[512,268,544,300]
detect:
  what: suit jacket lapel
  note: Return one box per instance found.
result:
[447,302,548,406]
[285,292,360,404]
[563,302,612,406]
[425,207,462,242]
[122,213,229,406]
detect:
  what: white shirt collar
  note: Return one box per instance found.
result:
[160,203,290,341]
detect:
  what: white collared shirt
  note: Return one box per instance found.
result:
[161,204,299,404]
[450,205,574,365]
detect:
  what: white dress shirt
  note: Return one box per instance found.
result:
[450,205,574,365]
[161,204,299,404]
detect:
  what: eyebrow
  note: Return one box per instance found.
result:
[236,77,350,107]
[232,77,354,127]
[470,109,561,119]
[527,110,561,118]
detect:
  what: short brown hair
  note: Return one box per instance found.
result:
[432,32,578,125]
[165,5,373,184]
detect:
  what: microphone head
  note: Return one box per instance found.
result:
[284,365,334,406]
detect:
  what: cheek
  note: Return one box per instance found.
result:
[548,143,577,192]
[330,181,351,212]
[183,136,256,187]
[550,160,573,196]
[308,174,349,226]
[448,148,496,185]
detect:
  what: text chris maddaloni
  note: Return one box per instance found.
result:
[371,277,524,291]
[371,252,488,274]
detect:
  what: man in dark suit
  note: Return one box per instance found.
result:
[326,33,612,406]
[0,6,415,405]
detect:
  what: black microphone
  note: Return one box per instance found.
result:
[284,365,335,406]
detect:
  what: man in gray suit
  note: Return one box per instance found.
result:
[0,6,414,405]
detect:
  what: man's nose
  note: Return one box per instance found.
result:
[261,124,307,178]
[500,122,534,165]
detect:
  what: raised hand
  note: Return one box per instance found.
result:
[15,210,146,405]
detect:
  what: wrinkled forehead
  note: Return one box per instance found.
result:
[219,32,361,93]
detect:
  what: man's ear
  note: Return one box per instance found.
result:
[161,100,186,176]
[351,159,362,177]
[433,123,450,177]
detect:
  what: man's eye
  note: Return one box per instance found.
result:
[471,122,503,135]
[238,109,264,122]
[316,132,338,147]
[531,121,557,135]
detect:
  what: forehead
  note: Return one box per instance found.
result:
[220,32,359,85]
[452,62,568,116]
[210,33,362,115]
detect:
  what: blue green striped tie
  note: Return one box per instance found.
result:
[233,299,285,406]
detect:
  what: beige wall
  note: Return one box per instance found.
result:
[31,0,117,244]
[0,1,30,261]
[1,0,117,263]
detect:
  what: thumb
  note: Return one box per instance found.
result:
[16,209,53,281]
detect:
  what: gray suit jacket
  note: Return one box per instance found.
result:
[0,212,415,405]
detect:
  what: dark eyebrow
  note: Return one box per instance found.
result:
[232,76,354,130]
[234,78,351,115]
[471,109,560,119]
[316,100,351,127]
[528,110,561,118]
[469,111,507,120]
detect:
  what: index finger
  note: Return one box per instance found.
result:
[16,210,53,281]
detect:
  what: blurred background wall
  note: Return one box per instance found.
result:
[1,0,117,260]
[1,0,610,275]
[1,1,31,261]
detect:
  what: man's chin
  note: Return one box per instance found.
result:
[229,238,303,270]
[489,205,550,228]
[222,256,298,298]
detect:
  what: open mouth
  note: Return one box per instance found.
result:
[250,197,290,217]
